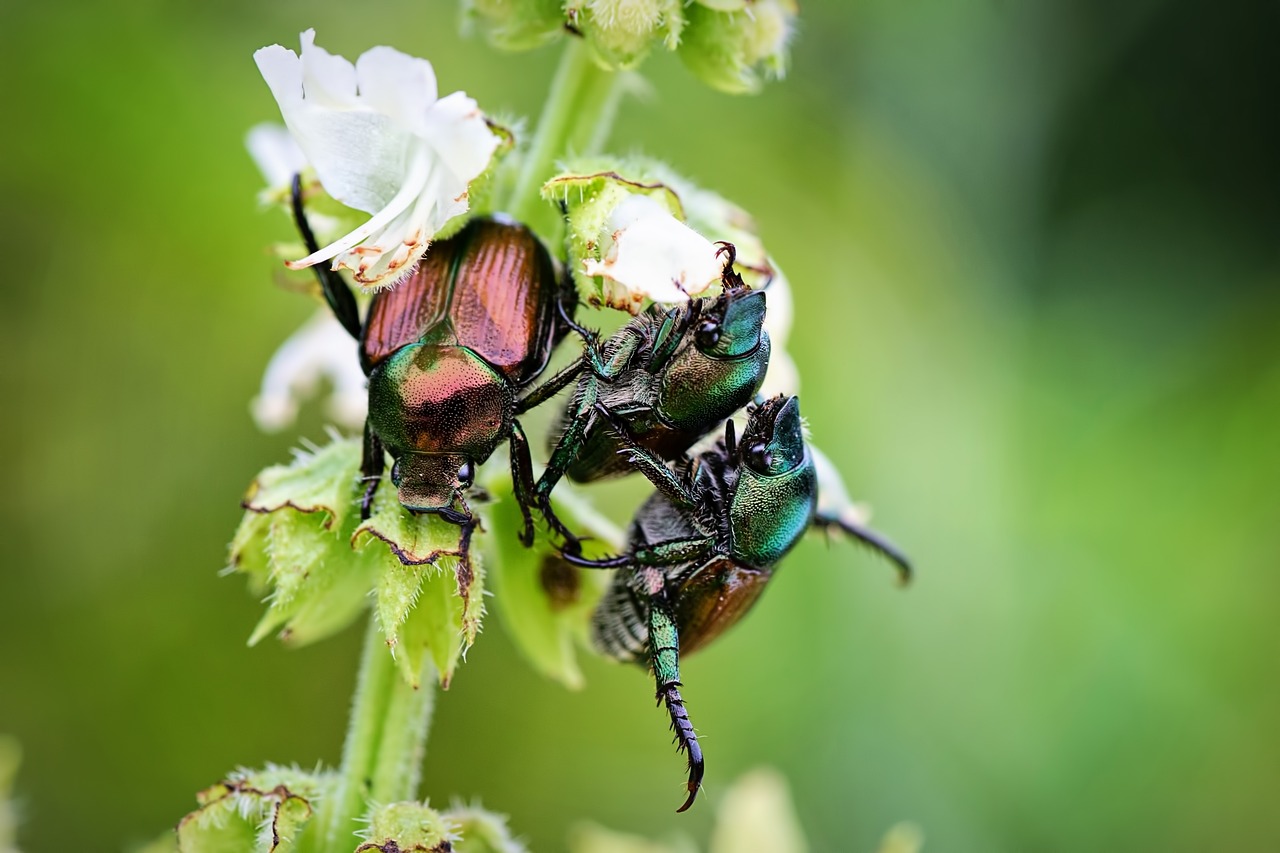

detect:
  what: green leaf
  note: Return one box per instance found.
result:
[242,436,363,530]
[483,483,617,689]
[358,478,485,688]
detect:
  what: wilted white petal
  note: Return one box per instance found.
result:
[583,194,725,303]
[254,30,500,288]
[252,311,367,432]
[246,124,308,189]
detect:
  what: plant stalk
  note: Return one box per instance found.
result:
[303,617,436,853]
[507,38,623,233]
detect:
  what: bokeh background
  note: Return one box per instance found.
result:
[2,0,1277,850]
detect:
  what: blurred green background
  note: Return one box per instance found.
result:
[2,0,1277,850]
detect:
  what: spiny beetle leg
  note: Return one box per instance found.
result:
[813,511,913,586]
[508,419,538,547]
[591,403,698,511]
[648,599,704,812]
[360,423,386,521]
[290,174,362,339]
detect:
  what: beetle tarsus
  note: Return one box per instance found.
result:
[660,682,704,813]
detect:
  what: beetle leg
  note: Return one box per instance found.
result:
[509,419,555,549]
[590,403,700,511]
[514,357,584,415]
[360,423,385,521]
[535,373,600,505]
[562,535,714,570]
[290,174,363,339]
[812,511,913,586]
[647,596,704,812]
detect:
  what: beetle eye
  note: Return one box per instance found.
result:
[457,461,474,486]
[744,442,773,472]
[695,320,721,351]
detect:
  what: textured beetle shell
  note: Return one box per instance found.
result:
[361,217,562,388]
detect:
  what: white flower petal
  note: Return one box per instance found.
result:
[298,28,360,108]
[583,195,725,303]
[254,30,501,288]
[251,311,367,432]
[355,45,438,129]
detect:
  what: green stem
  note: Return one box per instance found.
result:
[304,617,436,853]
[507,38,623,234]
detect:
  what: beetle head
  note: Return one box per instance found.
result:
[693,290,766,359]
[739,394,806,476]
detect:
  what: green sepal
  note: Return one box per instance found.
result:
[231,437,373,647]
[228,434,489,681]
[358,801,456,853]
[356,480,485,689]
[445,803,528,853]
[481,482,617,689]
[461,0,566,51]
[679,1,797,95]
[542,163,686,310]
[176,765,334,853]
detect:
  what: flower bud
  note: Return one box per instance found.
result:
[358,802,456,853]
[445,803,527,853]
[680,0,798,94]
[569,0,685,69]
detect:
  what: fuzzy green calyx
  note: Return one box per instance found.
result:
[229,435,484,687]
[176,766,333,853]
[680,1,797,94]
[542,163,686,309]
[569,0,685,69]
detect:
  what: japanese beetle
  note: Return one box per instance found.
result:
[534,249,771,547]
[289,176,582,546]
[564,395,911,811]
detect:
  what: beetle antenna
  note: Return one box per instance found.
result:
[813,513,913,586]
[724,419,737,460]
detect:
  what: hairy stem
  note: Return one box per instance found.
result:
[302,617,435,853]
[507,37,623,234]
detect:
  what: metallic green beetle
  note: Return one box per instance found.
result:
[533,248,772,547]
[564,395,911,812]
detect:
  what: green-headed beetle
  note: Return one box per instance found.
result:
[533,248,772,548]
[564,395,911,811]
[289,176,584,553]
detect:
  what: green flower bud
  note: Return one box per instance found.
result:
[176,766,334,853]
[462,0,567,51]
[482,481,618,689]
[357,802,455,853]
[569,0,685,69]
[230,435,488,687]
[679,0,798,94]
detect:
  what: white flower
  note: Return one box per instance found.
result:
[582,194,726,304]
[251,311,368,432]
[254,30,501,288]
